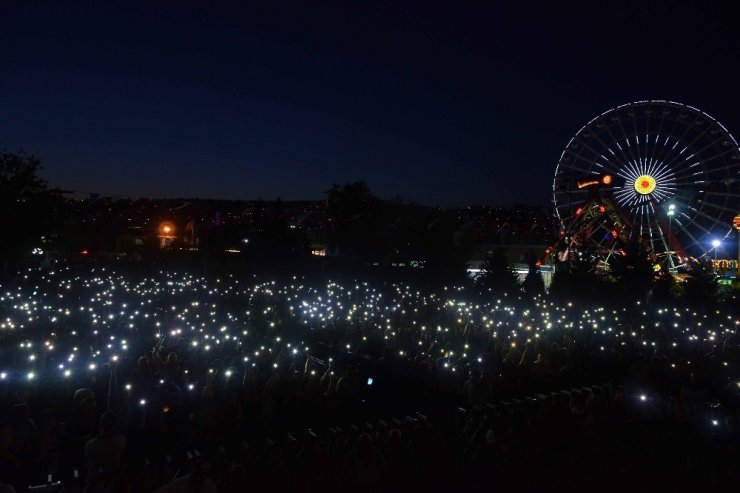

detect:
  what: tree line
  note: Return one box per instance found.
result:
[1,152,735,312]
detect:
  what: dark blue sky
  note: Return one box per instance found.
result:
[2,1,738,205]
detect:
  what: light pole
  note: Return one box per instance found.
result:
[712,239,721,266]
[667,204,675,271]
[735,215,740,278]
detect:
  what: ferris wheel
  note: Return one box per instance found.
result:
[553,100,739,270]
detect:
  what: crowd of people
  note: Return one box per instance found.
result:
[0,260,739,491]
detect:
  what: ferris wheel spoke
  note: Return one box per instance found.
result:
[644,156,668,182]
[557,161,605,178]
[653,219,672,259]
[563,148,593,176]
[613,115,642,168]
[673,158,707,180]
[554,195,587,207]
[672,141,735,176]
[626,208,639,231]
[647,224,657,252]
[671,167,704,180]
[635,204,647,238]
[629,107,646,167]
[623,159,644,182]
[671,171,707,184]
[647,104,669,164]
[693,147,740,171]
[700,164,740,176]
[598,119,640,173]
[642,102,655,159]
[581,122,635,172]
[645,202,662,251]
[569,133,625,177]
[588,155,625,179]
[651,163,677,183]
[672,217,702,252]
[613,187,634,200]
[554,185,590,198]
[650,188,677,203]
[695,200,732,220]
[651,110,686,166]
[672,179,708,188]
[617,191,644,209]
[662,125,713,167]
[679,210,717,238]
[704,191,740,199]
[651,155,678,182]
[659,109,698,157]
[647,202,671,249]
[556,187,590,199]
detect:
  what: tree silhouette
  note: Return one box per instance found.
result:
[264,196,290,247]
[548,254,603,303]
[683,257,718,311]
[651,271,679,305]
[325,181,380,222]
[608,237,657,305]
[522,257,545,297]
[0,151,63,268]
[324,181,384,261]
[478,248,521,295]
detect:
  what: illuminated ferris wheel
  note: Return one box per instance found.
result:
[553,100,740,270]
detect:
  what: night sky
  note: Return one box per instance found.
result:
[2,1,738,206]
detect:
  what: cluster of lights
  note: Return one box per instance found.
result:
[0,264,736,437]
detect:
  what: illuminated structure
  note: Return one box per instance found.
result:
[549,100,740,272]
[158,221,176,248]
[539,174,656,270]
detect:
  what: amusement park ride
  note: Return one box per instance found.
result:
[540,101,740,275]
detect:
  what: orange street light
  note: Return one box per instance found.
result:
[159,222,176,237]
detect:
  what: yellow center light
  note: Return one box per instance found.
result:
[634,174,656,195]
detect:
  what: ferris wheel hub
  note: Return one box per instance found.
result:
[634,174,657,195]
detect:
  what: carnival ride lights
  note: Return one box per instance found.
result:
[577,174,614,189]
[551,100,740,271]
[538,174,655,269]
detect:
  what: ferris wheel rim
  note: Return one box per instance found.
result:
[552,100,740,262]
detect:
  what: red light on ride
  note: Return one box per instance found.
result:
[575,207,583,216]
[599,205,606,213]
[535,261,542,268]
[611,230,618,238]
[601,174,613,185]
[81,249,89,255]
